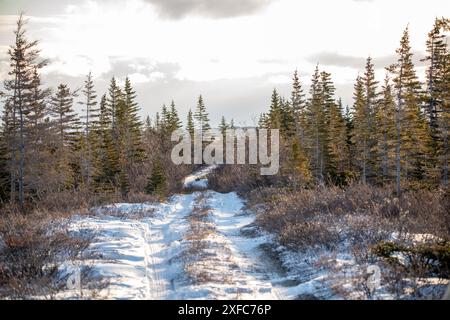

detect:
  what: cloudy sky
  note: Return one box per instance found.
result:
[0,0,448,125]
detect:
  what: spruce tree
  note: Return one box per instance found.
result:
[423,18,450,186]
[79,72,98,187]
[328,98,349,184]
[186,109,195,137]
[291,70,306,142]
[25,67,53,196]
[50,84,80,147]
[423,18,449,140]
[389,27,432,189]
[161,104,169,133]
[219,116,229,135]
[123,77,144,165]
[49,84,80,189]
[374,75,396,183]
[351,75,370,184]
[80,72,98,137]
[3,14,47,208]
[267,89,282,130]
[168,100,182,132]
[288,137,312,186]
[305,65,327,182]
[194,95,210,132]
[361,57,379,182]
[93,94,118,192]
[280,98,295,135]
[318,70,336,178]
[145,159,166,196]
[107,77,121,136]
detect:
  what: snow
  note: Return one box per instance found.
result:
[183,165,217,189]
[63,167,285,299]
[61,166,448,300]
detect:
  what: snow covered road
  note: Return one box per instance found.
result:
[71,167,287,299]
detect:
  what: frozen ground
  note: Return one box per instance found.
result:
[64,167,447,300]
[67,167,293,299]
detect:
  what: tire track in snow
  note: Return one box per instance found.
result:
[139,220,165,299]
[80,167,286,299]
[139,193,196,299]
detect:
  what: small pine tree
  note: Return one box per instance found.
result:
[186,109,195,137]
[194,95,210,132]
[168,100,182,132]
[288,137,312,186]
[219,116,228,135]
[145,160,166,196]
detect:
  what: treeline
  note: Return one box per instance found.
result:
[258,19,449,193]
[0,15,448,211]
[0,15,194,211]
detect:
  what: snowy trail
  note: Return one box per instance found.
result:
[71,167,286,299]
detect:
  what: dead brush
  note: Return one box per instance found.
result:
[244,182,449,298]
[0,210,95,299]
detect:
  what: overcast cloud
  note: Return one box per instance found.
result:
[144,0,276,19]
[0,0,448,125]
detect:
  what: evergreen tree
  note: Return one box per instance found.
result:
[194,95,210,132]
[145,115,152,131]
[423,18,449,140]
[423,18,450,186]
[79,72,98,187]
[280,98,295,135]
[318,70,336,177]
[389,27,432,191]
[94,94,118,192]
[50,84,80,147]
[287,136,312,186]
[258,113,269,128]
[219,116,229,135]
[351,75,370,183]
[155,112,161,132]
[106,77,121,136]
[123,77,144,165]
[186,109,195,137]
[266,89,283,130]
[436,26,450,187]
[25,67,53,196]
[145,159,166,196]
[80,72,98,137]
[374,75,396,183]
[49,84,80,189]
[305,65,327,182]
[160,104,169,132]
[168,100,182,132]
[328,98,349,184]
[2,14,47,208]
[361,57,379,182]
[291,70,307,142]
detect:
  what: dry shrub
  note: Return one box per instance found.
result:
[0,210,92,298]
[122,192,159,204]
[248,183,449,251]
[242,181,449,298]
[208,165,274,194]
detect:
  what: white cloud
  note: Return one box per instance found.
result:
[0,0,449,122]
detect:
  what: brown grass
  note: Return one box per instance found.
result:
[242,181,449,299]
[0,209,94,298]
